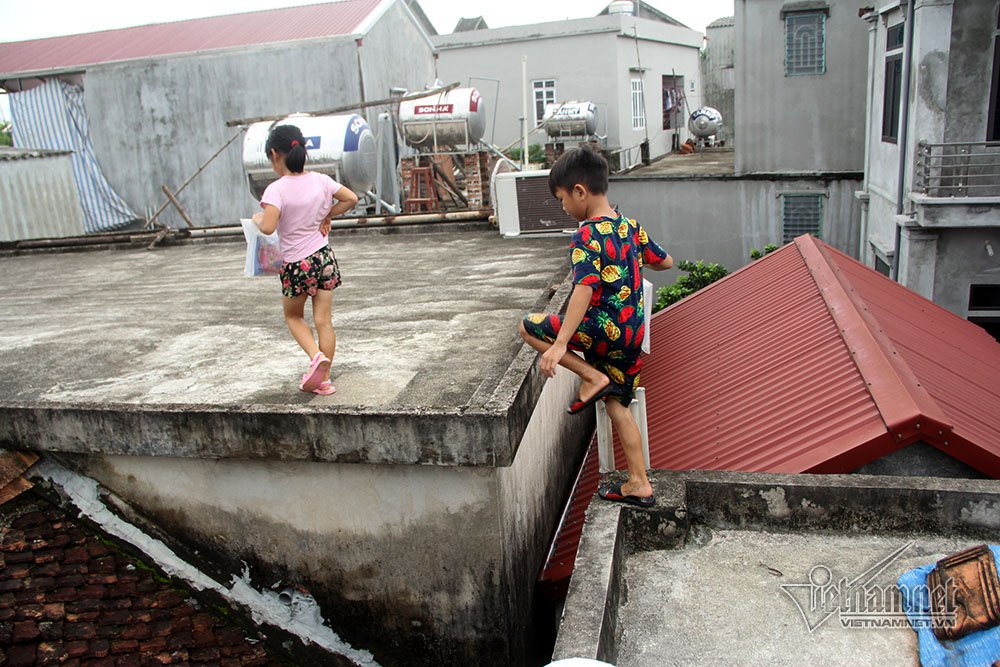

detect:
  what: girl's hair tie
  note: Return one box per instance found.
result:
[291,140,300,147]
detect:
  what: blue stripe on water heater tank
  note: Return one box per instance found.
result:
[344,114,365,152]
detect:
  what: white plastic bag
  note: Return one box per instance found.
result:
[240,218,282,277]
[642,278,653,354]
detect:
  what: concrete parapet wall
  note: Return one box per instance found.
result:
[57,362,586,665]
[553,470,1000,663]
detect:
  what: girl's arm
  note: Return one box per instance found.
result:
[540,284,593,378]
[320,187,360,236]
[255,205,280,235]
[329,187,359,219]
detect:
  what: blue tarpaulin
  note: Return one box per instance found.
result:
[10,79,138,233]
[898,546,1000,667]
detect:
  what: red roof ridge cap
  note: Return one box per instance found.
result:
[796,236,953,443]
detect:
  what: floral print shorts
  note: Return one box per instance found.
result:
[279,245,341,298]
[521,312,643,407]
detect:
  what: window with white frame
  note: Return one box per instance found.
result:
[784,11,826,76]
[781,194,824,243]
[532,79,556,127]
[631,77,646,130]
[882,22,905,142]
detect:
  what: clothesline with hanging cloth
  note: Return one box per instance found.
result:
[9,79,140,233]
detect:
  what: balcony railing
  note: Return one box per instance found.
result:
[914,140,1000,198]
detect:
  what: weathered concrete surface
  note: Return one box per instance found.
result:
[0,223,597,665]
[554,470,1000,665]
[52,361,590,666]
[0,225,569,465]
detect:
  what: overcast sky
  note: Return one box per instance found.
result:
[0,0,734,121]
[0,0,733,43]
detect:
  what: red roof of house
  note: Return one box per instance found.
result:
[0,0,384,78]
[540,235,1000,589]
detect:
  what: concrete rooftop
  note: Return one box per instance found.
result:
[555,470,1000,665]
[617,147,735,179]
[0,224,571,466]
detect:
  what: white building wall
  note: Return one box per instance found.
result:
[615,21,704,159]
[435,28,622,151]
[434,15,702,160]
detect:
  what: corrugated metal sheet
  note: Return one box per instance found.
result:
[0,0,383,78]
[10,79,137,233]
[0,149,87,241]
[539,234,1000,587]
[825,243,1000,477]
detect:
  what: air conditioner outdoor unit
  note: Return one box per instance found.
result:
[495,170,578,237]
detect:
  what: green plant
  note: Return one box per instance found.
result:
[507,143,545,165]
[750,243,779,260]
[0,122,11,147]
[654,260,729,312]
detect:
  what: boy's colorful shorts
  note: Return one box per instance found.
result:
[280,245,341,298]
[521,312,642,407]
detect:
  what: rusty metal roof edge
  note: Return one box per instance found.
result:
[795,236,952,440]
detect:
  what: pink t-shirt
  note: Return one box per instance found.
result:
[260,172,342,263]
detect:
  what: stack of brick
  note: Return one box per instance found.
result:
[0,493,285,666]
[460,151,491,210]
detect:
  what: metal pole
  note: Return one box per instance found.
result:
[891,0,916,282]
[144,126,246,229]
[596,399,615,486]
[630,388,651,470]
[522,55,529,170]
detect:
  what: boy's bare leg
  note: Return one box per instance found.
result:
[518,322,609,399]
[604,399,653,498]
[282,294,320,359]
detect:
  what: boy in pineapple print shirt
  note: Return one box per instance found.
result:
[519,145,672,507]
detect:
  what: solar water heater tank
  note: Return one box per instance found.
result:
[243,113,377,199]
[398,87,487,149]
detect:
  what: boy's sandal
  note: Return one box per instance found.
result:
[299,352,331,392]
[567,383,615,414]
[599,483,655,508]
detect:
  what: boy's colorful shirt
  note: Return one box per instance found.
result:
[570,212,668,351]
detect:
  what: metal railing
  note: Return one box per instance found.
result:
[914,140,1000,197]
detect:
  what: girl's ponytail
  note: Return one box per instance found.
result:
[265,124,308,173]
[286,139,307,173]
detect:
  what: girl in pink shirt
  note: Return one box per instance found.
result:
[253,124,358,394]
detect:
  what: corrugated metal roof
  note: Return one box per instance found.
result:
[707,16,736,28]
[539,234,1000,586]
[0,0,384,78]
[0,147,74,161]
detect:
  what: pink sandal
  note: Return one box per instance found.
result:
[299,352,331,392]
[311,380,336,395]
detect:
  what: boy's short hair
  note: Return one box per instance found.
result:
[548,145,609,196]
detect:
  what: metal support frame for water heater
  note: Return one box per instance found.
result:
[402,119,479,157]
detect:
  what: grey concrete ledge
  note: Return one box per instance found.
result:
[0,227,573,466]
[612,170,863,183]
[552,469,1000,663]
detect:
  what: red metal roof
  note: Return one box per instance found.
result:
[0,0,384,78]
[539,235,1000,587]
